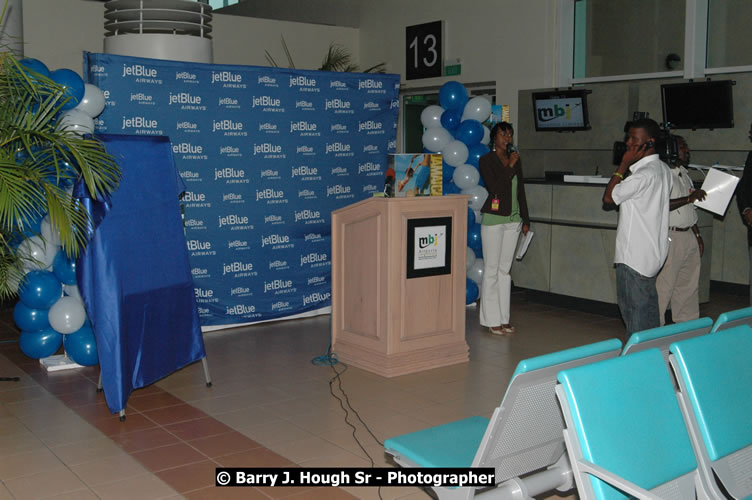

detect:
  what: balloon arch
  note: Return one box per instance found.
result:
[420,81,496,305]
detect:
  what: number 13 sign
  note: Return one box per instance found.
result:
[406,21,443,80]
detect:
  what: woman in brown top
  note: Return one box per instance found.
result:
[477,122,530,335]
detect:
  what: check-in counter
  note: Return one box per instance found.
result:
[511,181,714,304]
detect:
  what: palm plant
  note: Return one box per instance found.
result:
[0,51,121,300]
[265,37,386,73]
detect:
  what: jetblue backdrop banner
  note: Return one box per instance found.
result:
[84,52,399,328]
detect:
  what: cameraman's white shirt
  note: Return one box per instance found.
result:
[611,154,672,277]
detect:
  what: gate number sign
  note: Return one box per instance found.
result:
[406,21,443,80]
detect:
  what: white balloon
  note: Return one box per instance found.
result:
[466,247,476,271]
[18,235,57,270]
[422,127,452,153]
[63,284,82,301]
[462,185,488,211]
[59,110,94,135]
[453,164,480,190]
[468,258,484,286]
[48,296,86,334]
[462,96,493,122]
[74,84,106,118]
[420,105,444,129]
[40,215,61,247]
[482,125,491,146]
[442,140,469,167]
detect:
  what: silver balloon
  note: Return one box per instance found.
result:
[40,215,62,247]
[453,164,480,190]
[462,96,493,122]
[63,284,82,301]
[74,84,106,118]
[482,125,491,146]
[420,105,444,129]
[468,258,484,286]
[48,296,86,334]
[442,140,469,167]
[59,110,94,135]
[462,185,489,211]
[422,127,452,152]
[466,246,476,271]
[18,235,57,270]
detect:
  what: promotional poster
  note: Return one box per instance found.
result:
[388,153,442,197]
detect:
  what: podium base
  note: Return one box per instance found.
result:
[40,355,83,372]
[332,339,468,378]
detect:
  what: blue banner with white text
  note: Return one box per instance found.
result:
[84,52,399,327]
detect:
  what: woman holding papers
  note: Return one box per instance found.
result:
[478,122,530,336]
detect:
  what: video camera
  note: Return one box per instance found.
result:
[612,121,679,166]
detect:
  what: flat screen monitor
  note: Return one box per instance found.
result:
[532,89,590,131]
[661,80,734,129]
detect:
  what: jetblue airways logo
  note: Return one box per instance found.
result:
[359,78,386,93]
[294,209,323,223]
[290,121,319,135]
[256,188,286,204]
[327,185,352,198]
[122,64,157,78]
[169,92,201,105]
[358,161,381,175]
[303,291,331,306]
[325,98,352,112]
[290,76,317,87]
[252,96,282,109]
[325,142,352,155]
[258,75,278,87]
[358,120,384,134]
[211,71,243,85]
[264,279,294,294]
[292,165,319,178]
[300,252,328,267]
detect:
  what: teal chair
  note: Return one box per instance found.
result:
[622,317,713,364]
[710,306,752,333]
[556,349,707,499]
[669,324,752,499]
[384,338,622,500]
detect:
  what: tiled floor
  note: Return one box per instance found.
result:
[0,288,746,499]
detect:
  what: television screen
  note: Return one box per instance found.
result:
[661,80,734,129]
[532,89,590,131]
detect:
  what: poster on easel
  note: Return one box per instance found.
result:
[389,153,443,196]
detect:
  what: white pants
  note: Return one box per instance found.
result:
[480,222,521,326]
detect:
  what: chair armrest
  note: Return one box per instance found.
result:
[578,459,662,500]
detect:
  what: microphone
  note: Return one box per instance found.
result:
[384,168,396,197]
[506,143,518,154]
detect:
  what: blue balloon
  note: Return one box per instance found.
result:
[439,81,468,112]
[50,69,85,111]
[455,119,484,146]
[19,58,50,78]
[467,207,476,227]
[64,325,98,366]
[443,182,461,195]
[13,302,51,332]
[19,328,62,359]
[467,143,490,167]
[18,270,62,309]
[466,278,479,305]
[440,109,462,131]
[52,251,77,285]
[468,223,482,250]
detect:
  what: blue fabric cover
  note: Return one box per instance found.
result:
[511,338,622,379]
[711,306,752,332]
[76,134,206,414]
[558,349,697,500]
[623,317,712,352]
[384,416,489,468]
[670,324,752,461]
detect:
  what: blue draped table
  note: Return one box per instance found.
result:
[76,134,206,414]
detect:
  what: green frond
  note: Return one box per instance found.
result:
[0,50,121,298]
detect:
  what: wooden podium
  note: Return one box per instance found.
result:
[331,195,470,377]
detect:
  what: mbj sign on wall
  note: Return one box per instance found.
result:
[406,20,443,80]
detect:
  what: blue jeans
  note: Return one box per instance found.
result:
[615,263,660,339]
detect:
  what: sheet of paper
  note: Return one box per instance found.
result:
[694,168,740,216]
[515,231,534,260]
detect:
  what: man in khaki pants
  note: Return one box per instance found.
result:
[657,136,706,325]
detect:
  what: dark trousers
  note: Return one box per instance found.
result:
[615,263,660,340]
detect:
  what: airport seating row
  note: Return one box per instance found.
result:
[384,307,752,499]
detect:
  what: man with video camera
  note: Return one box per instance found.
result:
[656,136,706,325]
[603,118,672,338]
